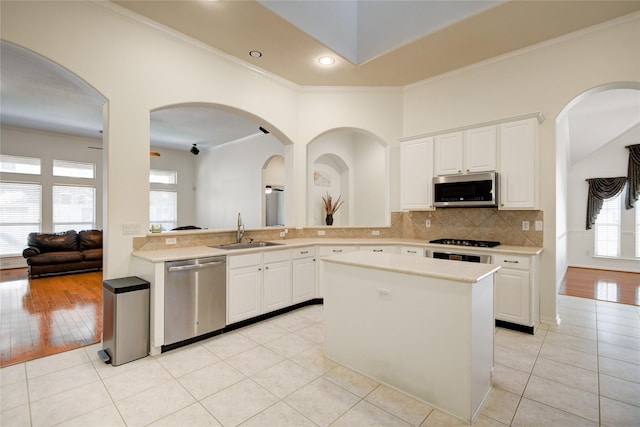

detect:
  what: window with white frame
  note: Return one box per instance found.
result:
[52,185,96,232]
[0,182,42,256]
[53,160,95,179]
[150,169,177,184]
[0,155,41,175]
[594,193,621,257]
[149,190,177,231]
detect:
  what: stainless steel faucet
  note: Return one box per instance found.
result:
[236,212,245,243]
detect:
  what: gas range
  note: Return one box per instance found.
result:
[429,238,501,248]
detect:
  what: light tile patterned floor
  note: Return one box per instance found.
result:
[1,296,639,426]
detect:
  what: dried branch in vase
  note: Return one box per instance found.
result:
[322,192,344,215]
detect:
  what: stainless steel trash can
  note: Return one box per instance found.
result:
[98,277,149,366]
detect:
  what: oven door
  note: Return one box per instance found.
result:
[427,250,492,264]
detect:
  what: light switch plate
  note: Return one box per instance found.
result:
[535,221,543,231]
[165,237,177,245]
[522,221,530,231]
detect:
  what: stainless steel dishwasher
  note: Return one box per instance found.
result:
[164,256,226,346]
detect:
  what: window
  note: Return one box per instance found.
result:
[150,190,177,231]
[594,193,621,257]
[53,160,95,179]
[150,169,177,184]
[0,182,41,256]
[0,155,41,175]
[52,185,96,232]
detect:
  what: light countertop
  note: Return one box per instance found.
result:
[322,251,501,283]
[131,238,542,263]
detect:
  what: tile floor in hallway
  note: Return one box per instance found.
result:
[1,296,639,427]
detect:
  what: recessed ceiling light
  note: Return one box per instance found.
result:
[249,50,262,58]
[318,56,335,66]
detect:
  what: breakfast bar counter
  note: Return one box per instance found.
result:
[321,252,499,424]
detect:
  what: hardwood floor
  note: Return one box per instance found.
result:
[1,265,637,367]
[0,268,103,367]
[560,266,640,306]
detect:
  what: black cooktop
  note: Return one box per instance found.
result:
[429,238,501,248]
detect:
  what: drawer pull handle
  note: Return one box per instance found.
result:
[373,249,383,252]
[300,251,309,254]
[407,250,417,254]
[504,260,519,263]
[333,249,343,253]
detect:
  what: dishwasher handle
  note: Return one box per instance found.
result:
[167,260,225,272]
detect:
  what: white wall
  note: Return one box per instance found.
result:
[402,14,640,324]
[353,133,387,226]
[196,134,284,229]
[567,123,640,272]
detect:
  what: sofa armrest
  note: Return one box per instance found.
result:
[23,246,41,258]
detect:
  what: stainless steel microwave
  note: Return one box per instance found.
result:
[433,172,498,208]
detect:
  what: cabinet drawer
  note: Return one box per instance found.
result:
[319,246,357,256]
[495,254,530,270]
[400,246,425,256]
[292,247,316,259]
[359,245,398,254]
[263,249,290,264]
[228,252,262,269]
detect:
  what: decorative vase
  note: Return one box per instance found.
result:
[325,214,333,226]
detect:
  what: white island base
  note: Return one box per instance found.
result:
[322,252,497,424]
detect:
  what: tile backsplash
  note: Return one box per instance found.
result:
[133,209,543,251]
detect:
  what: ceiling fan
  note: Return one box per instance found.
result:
[89,146,160,156]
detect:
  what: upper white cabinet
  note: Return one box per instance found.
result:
[498,118,540,210]
[434,127,497,176]
[434,132,464,176]
[400,137,435,211]
[464,126,497,173]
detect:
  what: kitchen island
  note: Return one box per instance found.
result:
[321,251,499,424]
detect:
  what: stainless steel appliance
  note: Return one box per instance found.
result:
[433,172,498,208]
[164,256,226,346]
[427,238,500,263]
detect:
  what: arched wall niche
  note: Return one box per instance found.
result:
[306,127,389,227]
[149,103,293,230]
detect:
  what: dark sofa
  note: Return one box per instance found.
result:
[22,230,103,277]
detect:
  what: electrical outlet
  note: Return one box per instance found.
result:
[317,230,326,236]
[425,219,431,228]
[165,237,177,245]
[522,221,530,231]
[279,231,286,237]
[535,221,543,231]
[372,230,380,236]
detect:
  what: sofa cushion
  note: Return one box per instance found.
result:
[82,248,103,261]
[26,251,84,266]
[79,230,102,250]
[27,230,78,253]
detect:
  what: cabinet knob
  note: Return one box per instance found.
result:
[258,267,262,271]
[265,266,269,269]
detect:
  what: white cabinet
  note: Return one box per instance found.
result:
[400,137,435,210]
[318,245,357,297]
[435,128,497,176]
[291,247,316,304]
[227,253,262,324]
[434,132,464,176]
[227,250,291,324]
[464,125,496,173]
[494,253,539,330]
[498,118,539,210]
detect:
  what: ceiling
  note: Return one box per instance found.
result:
[0,1,639,159]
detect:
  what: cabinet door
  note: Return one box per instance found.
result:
[400,137,435,210]
[495,268,530,325]
[499,118,539,209]
[292,256,316,304]
[227,265,261,324]
[434,132,463,176]
[263,260,291,313]
[464,125,496,173]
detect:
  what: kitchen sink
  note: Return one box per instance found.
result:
[211,241,284,250]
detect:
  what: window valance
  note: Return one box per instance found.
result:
[626,144,640,209]
[585,177,627,230]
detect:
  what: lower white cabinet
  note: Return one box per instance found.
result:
[317,246,357,297]
[227,258,262,324]
[263,259,291,313]
[291,247,316,304]
[494,253,538,329]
